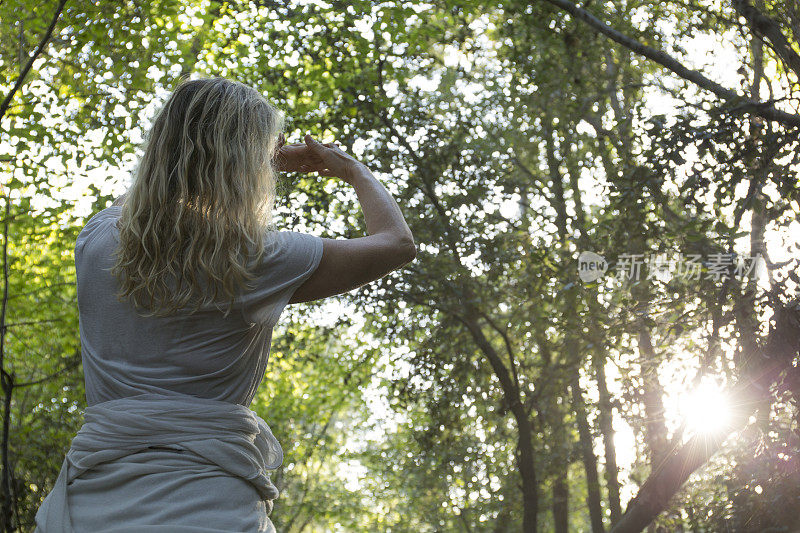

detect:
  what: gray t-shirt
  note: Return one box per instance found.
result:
[75,205,323,407]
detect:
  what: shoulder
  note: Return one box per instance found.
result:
[76,205,122,253]
[252,229,324,272]
[264,229,323,250]
[84,205,122,225]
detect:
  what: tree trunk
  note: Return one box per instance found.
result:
[552,463,569,533]
[571,375,606,533]
[636,327,669,468]
[735,34,771,430]
[1,192,14,533]
[565,124,622,527]
[544,119,606,532]
[594,354,622,523]
[544,123,572,533]
[462,314,539,532]
[515,399,540,533]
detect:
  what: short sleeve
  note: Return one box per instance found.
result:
[240,230,324,327]
[76,206,122,256]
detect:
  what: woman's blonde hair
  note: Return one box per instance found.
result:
[111,76,284,317]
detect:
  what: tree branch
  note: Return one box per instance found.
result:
[733,0,800,81]
[477,310,522,394]
[0,188,12,531]
[13,351,81,389]
[0,0,68,127]
[540,0,800,128]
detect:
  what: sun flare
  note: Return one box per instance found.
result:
[680,381,732,435]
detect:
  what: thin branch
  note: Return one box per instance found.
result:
[5,281,74,302]
[476,310,522,394]
[7,329,57,362]
[0,190,11,532]
[3,318,65,328]
[733,0,800,81]
[13,351,81,388]
[0,0,68,126]
[541,0,800,128]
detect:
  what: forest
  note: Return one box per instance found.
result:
[1,0,800,531]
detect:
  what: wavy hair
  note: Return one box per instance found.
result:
[111,76,284,317]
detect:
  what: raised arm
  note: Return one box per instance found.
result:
[286,135,416,304]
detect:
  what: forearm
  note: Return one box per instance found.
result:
[349,164,414,246]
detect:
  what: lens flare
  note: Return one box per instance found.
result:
[681,381,732,435]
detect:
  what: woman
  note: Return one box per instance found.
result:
[34,76,416,532]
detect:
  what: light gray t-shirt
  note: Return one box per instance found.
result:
[75,205,323,407]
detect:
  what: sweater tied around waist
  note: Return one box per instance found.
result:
[34,392,284,532]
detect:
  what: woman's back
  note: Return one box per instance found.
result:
[35,205,325,533]
[76,205,323,407]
